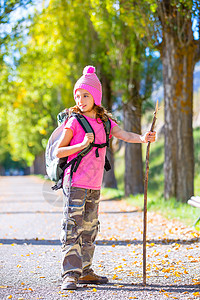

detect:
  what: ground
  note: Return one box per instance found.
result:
[0,176,200,300]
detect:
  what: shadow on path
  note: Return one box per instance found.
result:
[0,210,139,215]
[100,209,140,214]
[0,200,48,203]
[0,238,61,245]
[0,237,199,246]
[96,237,199,246]
[79,282,198,293]
[101,196,123,202]
[0,211,62,214]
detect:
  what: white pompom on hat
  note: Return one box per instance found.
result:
[73,65,102,106]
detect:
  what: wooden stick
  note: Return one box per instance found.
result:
[143,100,158,286]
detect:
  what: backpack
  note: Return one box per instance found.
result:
[45,109,111,190]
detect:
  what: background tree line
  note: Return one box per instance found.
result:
[0,0,200,202]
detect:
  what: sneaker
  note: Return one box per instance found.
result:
[78,269,108,284]
[61,275,78,290]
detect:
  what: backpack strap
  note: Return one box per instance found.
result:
[73,112,111,145]
[103,118,111,171]
[52,113,112,191]
[91,118,111,157]
[66,114,112,178]
[73,113,111,165]
[73,113,95,136]
[104,118,111,146]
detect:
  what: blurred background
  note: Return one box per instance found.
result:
[0,0,200,208]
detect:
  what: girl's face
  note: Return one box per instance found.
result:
[75,89,95,113]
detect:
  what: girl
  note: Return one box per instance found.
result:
[56,66,156,290]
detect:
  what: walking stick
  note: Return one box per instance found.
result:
[143,100,158,286]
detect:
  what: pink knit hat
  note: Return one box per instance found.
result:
[73,66,102,106]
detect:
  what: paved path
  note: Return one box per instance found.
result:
[0,176,200,300]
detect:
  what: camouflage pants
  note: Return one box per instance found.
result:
[60,187,100,278]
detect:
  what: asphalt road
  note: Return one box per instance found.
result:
[0,176,200,300]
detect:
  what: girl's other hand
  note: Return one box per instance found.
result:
[81,133,94,148]
[142,131,156,143]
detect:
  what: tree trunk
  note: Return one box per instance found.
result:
[32,151,46,175]
[101,73,118,188]
[123,100,144,196]
[162,34,195,201]
[102,147,118,189]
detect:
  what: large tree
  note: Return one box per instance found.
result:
[121,0,200,201]
[158,1,199,201]
[152,0,199,201]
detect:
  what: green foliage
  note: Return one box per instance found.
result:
[125,0,200,46]
[90,0,162,105]
[0,0,104,166]
[0,0,33,50]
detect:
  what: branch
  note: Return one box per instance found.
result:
[0,1,33,23]
[143,100,158,286]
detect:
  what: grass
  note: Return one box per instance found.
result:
[101,127,200,230]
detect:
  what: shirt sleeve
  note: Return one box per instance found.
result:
[109,118,118,139]
[64,117,77,135]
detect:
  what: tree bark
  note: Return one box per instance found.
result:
[101,73,118,189]
[102,147,118,189]
[123,100,144,196]
[162,33,195,201]
[32,151,46,175]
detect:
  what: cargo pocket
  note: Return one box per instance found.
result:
[91,220,100,243]
[60,217,77,244]
[97,220,100,232]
